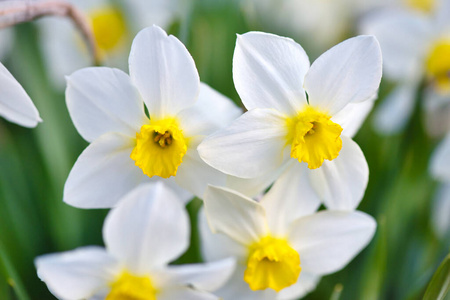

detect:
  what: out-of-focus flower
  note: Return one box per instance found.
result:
[199,184,376,299]
[361,0,450,135]
[39,0,187,88]
[429,133,450,239]
[198,32,382,210]
[64,25,241,208]
[0,61,41,127]
[36,182,235,300]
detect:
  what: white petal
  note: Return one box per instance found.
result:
[360,9,431,81]
[103,182,189,273]
[155,258,236,292]
[289,211,376,275]
[177,82,242,136]
[304,35,382,115]
[129,25,199,119]
[198,108,288,178]
[65,67,148,142]
[155,176,194,204]
[158,288,219,300]
[64,133,147,209]
[309,137,369,211]
[233,31,309,115]
[175,142,227,199]
[198,207,247,262]
[332,95,376,138]
[430,133,450,181]
[277,272,320,300]
[35,247,118,300]
[260,162,320,236]
[214,265,277,300]
[423,87,450,137]
[0,62,41,127]
[226,163,289,197]
[431,183,450,239]
[203,185,269,245]
[372,83,416,135]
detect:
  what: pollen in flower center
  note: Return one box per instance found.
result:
[244,236,301,292]
[286,106,343,169]
[131,118,187,179]
[89,7,127,54]
[106,271,156,300]
[426,39,450,92]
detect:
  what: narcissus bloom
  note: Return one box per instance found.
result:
[64,25,241,208]
[200,184,376,299]
[36,183,235,300]
[0,61,41,127]
[429,133,450,239]
[198,32,382,210]
[361,0,450,135]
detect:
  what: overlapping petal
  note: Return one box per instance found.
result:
[63,133,147,208]
[198,108,288,178]
[204,185,269,245]
[304,35,382,115]
[65,67,148,142]
[332,96,376,138]
[277,272,320,300]
[309,136,369,211]
[260,162,321,236]
[289,211,376,275]
[103,182,189,274]
[0,62,41,127]
[233,31,309,115]
[129,25,200,119]
[35,247,118,300]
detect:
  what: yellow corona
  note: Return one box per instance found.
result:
[426,39,450,92]
[106,271,156,300]
[244,236,301,292]
[90,7,127,55]
[286,106,343,169]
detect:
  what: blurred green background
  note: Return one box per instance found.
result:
[0,0,449,299]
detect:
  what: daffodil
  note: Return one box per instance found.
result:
[36,182,235,300]
[429,133,450,239]
[63,25,241,208]
[38,0,185,88]
[0,61,41,127]
[198,32,382,210]
[199,184,376,299]
[361,0,450,135]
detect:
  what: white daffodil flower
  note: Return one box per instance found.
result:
[199,184,376,299]
[39,0,186,88]
[64,25,241,208]
[361,0,450,135]
[0,61,41,127]
[429,133,450,239]
[198,32,382,210]
[36,182,236,300]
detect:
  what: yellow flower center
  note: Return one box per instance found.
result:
[244,236,301,292]
[106,272,157,300]
[286,106,342,169]
[131,118,187,178]
[426,39,450,92]
[90,7,127,54]
[405,0,434,12]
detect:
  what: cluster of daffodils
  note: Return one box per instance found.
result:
[28,23,382,299]
[361,0,450,135]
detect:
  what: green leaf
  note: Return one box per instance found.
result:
[423,254,450,300]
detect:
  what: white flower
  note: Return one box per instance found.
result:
[0,61,41,127]
[64,25,241,208]
[36,182,235,300]
[430,133,450,239]
[199,184,376,299]
[39,0,186,88]
[198,32,382,210]
[360,0,450,135]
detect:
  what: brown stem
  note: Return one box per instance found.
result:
[0,0,99,64]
